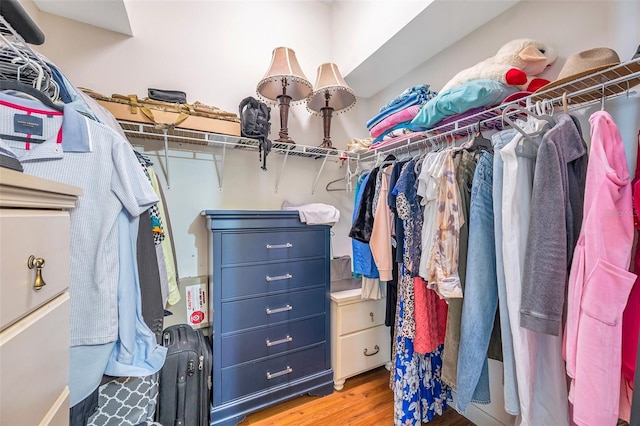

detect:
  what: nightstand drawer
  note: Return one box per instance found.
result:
[339,297,386,335]
[337,325,390,379]
[221,258,326,300]
[221,287,325,333]
[221,344,326,403]
[221,316,326,367]
[0,293,70,426]
[220,230,325,264]
[0,210,71,330]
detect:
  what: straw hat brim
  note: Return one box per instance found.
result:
[530,60,640,104]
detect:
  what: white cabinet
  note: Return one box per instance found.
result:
[330,288,392,391]
[0,168,81,426]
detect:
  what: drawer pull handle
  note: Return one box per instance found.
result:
[370,312,374,322]
[27,255,47,291]
[266,335,293,347]
[266,273,292,282]
[364,345,380,357]
[266,366,293,380]
[266,243,293,250]
[266,304,292,315]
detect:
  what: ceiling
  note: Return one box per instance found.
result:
[33,0,133,36]
[30,0,518,98]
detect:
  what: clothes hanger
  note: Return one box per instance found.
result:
[326,176,347,192]
[468,121,493,152]
[0,79,63,112]
[501,103,554,154]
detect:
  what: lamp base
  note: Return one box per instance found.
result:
[318,139,334,149]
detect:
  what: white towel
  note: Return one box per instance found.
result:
[282,201,340,226]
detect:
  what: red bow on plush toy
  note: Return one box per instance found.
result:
[441,38,558,93]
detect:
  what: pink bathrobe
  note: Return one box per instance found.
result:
[564,111,637,426]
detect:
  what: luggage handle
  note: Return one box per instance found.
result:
[266,273,292,282]
[266,243,293,249]
[266,335,293,347]
[266,304,292,315]
[266,366,292,380]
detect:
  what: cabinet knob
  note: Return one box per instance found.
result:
[27,255,47,290]
[370,312,374,322]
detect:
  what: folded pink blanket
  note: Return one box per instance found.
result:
[370,104,422,138]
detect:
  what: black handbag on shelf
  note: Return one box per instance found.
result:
[148,88,187,104]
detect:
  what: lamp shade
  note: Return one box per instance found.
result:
[256,47,312,104]
[306,63,356,115]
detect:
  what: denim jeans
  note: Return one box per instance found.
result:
[455,151,495,411]
[492,129,521,415]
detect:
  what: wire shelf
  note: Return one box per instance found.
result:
[357,58,640,162]
[119,120,344,160]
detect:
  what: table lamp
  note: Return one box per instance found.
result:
[306,63,356,149]
[256,47,312,144]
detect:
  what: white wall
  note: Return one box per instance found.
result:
[31,0,362,280]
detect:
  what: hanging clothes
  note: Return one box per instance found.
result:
[491,128,521,416]
[622,130,640,390]
[456,150,496,410]
[351,172,380,278]
[426,151,465,299]
[520,114,587,335]
[565,111,637,426]
[370,164,395,281]
[501,117,569,426]
[441,149,478,390]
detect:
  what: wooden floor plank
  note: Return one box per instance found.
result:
[239,367,475,426]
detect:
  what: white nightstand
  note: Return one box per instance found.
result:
[330,287,392,391]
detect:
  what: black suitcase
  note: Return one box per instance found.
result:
[157,324,212,426]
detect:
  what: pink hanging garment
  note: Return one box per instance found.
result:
[564,111,636,426]
[622,129,640,389]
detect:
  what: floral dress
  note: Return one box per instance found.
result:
[391,159,451,425]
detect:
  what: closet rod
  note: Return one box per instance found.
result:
[358,58,640,162]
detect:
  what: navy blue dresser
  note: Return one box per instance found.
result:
[202,210,334,425]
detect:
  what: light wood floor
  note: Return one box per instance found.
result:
[239,366,475,426]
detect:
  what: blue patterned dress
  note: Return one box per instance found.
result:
[392,160,451,425]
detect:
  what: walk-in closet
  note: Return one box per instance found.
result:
[0,1,639,425]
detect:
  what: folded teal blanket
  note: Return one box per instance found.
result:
[411,79,517,129]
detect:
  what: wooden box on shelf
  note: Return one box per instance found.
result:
[95,98,241,136]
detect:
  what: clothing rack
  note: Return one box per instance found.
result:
[0,11,58,100]
[355,58,640,163]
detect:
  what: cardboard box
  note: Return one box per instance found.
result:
[163,276,210,330]
[96,98,241,136]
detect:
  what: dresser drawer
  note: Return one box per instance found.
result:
[221,258,326,300]
[220,344,326,403]
[221,287,325,333]
[221,316,326,367]
[0,293,70,426]
[220,230,325,264]
[336,325,390,379]
[39,387,69,426]
[339,297,386,335]
[0,210,71,330]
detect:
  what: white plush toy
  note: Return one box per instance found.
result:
[440,38,557,92]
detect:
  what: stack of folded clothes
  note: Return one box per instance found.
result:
[410,79,518,130]
[366,84,437,147]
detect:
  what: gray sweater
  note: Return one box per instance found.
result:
[520,114,588,335]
